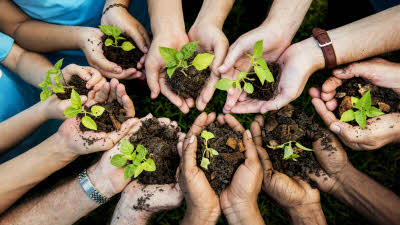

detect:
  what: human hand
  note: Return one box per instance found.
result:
[61,64,106,92]
[188,23,229,110]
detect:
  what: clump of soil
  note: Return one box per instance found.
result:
[197,122,245,195]
[247,62,281,101]
[166,52,211,99]
[261,105,322,187]
[79,101,129,133]
[129,118,180,185]
[101,34,144,70]
[334,78,400,124]
[56,75,89,100]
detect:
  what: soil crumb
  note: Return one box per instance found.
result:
[56,75,89,100]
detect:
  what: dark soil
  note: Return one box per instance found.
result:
[334,78,400,125]
[129,118,180,185]
[247,62,281,101]
[196,122,245,195]
[101,34,144,70]
[56,75,89,100]
[261,105,322,187]
[79,101,129,133]
[166,52,211,99]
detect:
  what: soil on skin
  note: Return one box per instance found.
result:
[197,122,245,195]
[129,118,180,185]
[334,78,400,125]
[166,52,211,99]
[101,34,144,70]
[247,62,281,101]
[261,105,322,187]
[56,75,89,100]
[79,101,129,133]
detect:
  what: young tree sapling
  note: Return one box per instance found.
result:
[99,25,135,51]
[267,141,312,161]
[39,58,72,102]
[200,130,219,169]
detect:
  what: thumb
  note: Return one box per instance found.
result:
[218,41,247,74]
[183,135,198,171]
[333,62,373,80]
[145,61,161,99]
[88,49,121,73]
[329,121,366,143]
[211,38,229,75]
[126,26,148,54]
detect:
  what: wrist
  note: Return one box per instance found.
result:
[45,133,78,164]
[223,201,264,225]
[182,206,220,225]
[86,163,118,198]
[288,203,326,225]
[294,37,326,74]
[330,163,357,197]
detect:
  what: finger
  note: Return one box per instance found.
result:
[243,130,258,160]
[333,62,375,80]
[158,117,172,127]
[85,83,110,107]
[254,115,264,127]
[217,114,225,125]
[92,77,107,92]
[322,77,342,93]
[96,66,136,79]
[106,118,140,146]
[196,73,218,111]
[224,114,245,132]
[311,98,338,126]
[308,171,337,193]
[177,132,186,158]
[138,26,151,49]
[329,121,369,144]
[145,59,161,99]
[292,176,312,190]
[122,95,135,117]
[185,97,194,109]
[308,87,321,98]
[125,25,148,54]
[183,135,198,171]
[325,99,338,111]
[125,71,142,80]
[184,112,208,149]
[250,121,263,146]
[218,39,247,74]
[223,87,242,113]
[84,67,104,89]
[255,146,273,173]
[211,38,229,74]
[63,64,91,82]
[238,92,247,102]
[108,78,119,102]
[321,91,336,102]
[206,112,216,126]
[160,77,189,114]
[230,100,265,114]
[260,95,291,114]
[88,42,121,73]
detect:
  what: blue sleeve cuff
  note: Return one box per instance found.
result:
[0,32,15,62]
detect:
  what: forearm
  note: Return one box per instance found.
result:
[223,203,265,225]
[333,165,400,225]
[0,133,76,213]
[147,0,185,36]
[193,0,234,29]
[0,179,99,225]
[288,204,327,225]
[110,205,151,225]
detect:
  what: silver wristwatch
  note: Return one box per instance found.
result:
[78,169,109,204]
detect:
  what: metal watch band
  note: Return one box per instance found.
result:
[78,169,109,204]
[312,28,337,69]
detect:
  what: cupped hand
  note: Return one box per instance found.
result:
[62,64,106,92]
[42,94,87,121]
[188,23,229,111]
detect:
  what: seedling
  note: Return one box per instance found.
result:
[267,141,312,161]
[99,25,135,51]
[63,89,105,130]
[340,90,384,129]
[158,41,215,78]
[39,58,72,102]
[200,130,219,170]
[110,140,156,180]
[215,40,274,94]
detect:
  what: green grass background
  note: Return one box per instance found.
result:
[27,0,400,224]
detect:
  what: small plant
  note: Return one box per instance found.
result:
[99,25,135,51]
[215,40,274,94]
[110,140,156,180]
[63,89,105,130]
[340,90,384,129]
[200,130,219,169]
[158,41,215,78]
[39,58,72,102]
[267,141,312,161]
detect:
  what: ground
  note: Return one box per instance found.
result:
[25,0,400,224]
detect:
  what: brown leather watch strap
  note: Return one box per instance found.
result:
[312,28,337,69]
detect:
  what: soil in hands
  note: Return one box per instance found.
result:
[247,62,281,101]
[129,118,180,185]
[166,52,211,99]
[334,78,400,125]
[101,34,144,70]
[261,105,323,187]
[56,75,89,100]
[197,122,245,195]
[79,101,129,133]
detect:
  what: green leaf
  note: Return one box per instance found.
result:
[99,25,113,36]
[192,53,215,71]
[121,41,135,51]
[355,90,371,110]
[120,139,134,155]
[209,148,219,156]
[134,165,144,178]
[340,109,355,122]
[283,145,294,160]
[351,97,359,106]
[70,89,82,109]
[267,143,285,149]
[244,82,254,94]
[201,130,215,141]
[354,109,366,129]
[291,154,300,161]
[40,88,52,102]
[105,38,113,46]
[366,106,384,118]
[116,36,125,40]
[236,80,242,91]
[91,105,105,117]
[82,116,97,130]
[200,157,210,170]
[256,58,268,70]
[111,154,128,167]
[158,47,179,63]
[47,68,58,75]
[142,158,156,171]
[110,25,121,38]
[39,74,51,88]
[167,66,177,78]
[53,81,65,93]
[133,157,142,166]
[176,52,184,60]
[180,41,199,59]
[253,40,263,58]
[124,164,136,180]
[238,72,247,80]
[64,106,80,118]
[54,58,64,71]
[254,65,274,85]
[165,59,177,68]
[215,78,233,91]
[295,142,312,151]
[136,145,147,161]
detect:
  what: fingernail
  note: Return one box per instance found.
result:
[335,69,344,75]
[114,67,122,73]
[144,46,148,51]
[330,124,341,134]
[189,135,195,143]
[246,130,252,139]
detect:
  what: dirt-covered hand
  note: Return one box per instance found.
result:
[188,23,229,111]
[41,94,87,120]
[61,64,106,92]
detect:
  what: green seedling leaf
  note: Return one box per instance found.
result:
[167,66,177,78]
[70,89,82,109]
[192,53,214,71]
[256,58,268,70]
[64,106,80,118]
[159,47,179,63]
[120,139,134,155]
[291,154,300,161]
[110,25,121,37]
[99,25,113,36]
[124,164,136,180]
[54,58,64,71]
[136,145,147,161]
[105,38,113,46]
[142,158,156,171]
[267,143,285,149]
[121,41,135,51]
[134,165,144,178]
[355,90,371,110]
[340,109,355,122]
[236,80,242,91]
[165,59,177,68]
[354,109,366,129]
[133,156,142,166]
[39,74,52,88]
[91,105,105,117]
[48,68,58,75]
[209,148,219,156]
[200,157,210,170]
[253,40,263,58]
[254,65,274,84]
[295,142,312,151]
[283,145,294,160]
[53,82,65,93]
[351,97,359,106]
[40,88,52,102]
[244,82,254,94]
[180,41,199,59]
[82,116,97,130]
[176,52,184,61]
[201,130,215,141]
[215,78,233,91]
[366,106,384,118]
[116,36,125,40]
[111,154,128,167]
[238,72,247,80]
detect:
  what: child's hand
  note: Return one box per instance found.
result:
[61,64,106,92]
[41,95,87,121]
